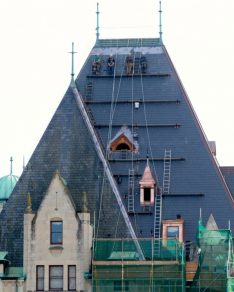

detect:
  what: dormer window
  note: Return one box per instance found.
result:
[139,162,156,206]
[110,133,135,152]
[162,219,184,242]
[109,126,138,153]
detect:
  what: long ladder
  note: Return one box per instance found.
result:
[163,149,172,194]
[128,169,135,213]
[85,81,93,101]
[153,189,162,258]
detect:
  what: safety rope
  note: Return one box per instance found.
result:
[96,39,128,240]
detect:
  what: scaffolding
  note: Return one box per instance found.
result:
[92,238,186,291]
[189,221,233,292]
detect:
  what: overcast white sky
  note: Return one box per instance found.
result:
[0,0,234,177]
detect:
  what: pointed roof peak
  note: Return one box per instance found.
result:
[206,214,219,230]
[140,163,156,186]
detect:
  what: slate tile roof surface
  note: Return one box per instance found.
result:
[0,38,234,266]
[220,167,234,199]
[0,86,129,266]
[76,38,234,241]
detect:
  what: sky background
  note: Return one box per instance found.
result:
[0,0,234,177]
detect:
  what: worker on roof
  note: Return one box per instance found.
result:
[126,53,134,75]
[107,54,115,75]
[140,55,147,74]
[92,55,101,75]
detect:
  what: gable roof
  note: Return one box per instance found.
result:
[0,85,131,266]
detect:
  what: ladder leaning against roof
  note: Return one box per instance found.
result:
[128,169,135,213]
[153,187,162,258]
[163,149,172,194]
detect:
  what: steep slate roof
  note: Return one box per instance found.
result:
[0,85,130,266]
[76,37,234,240]
[1,37,234,266]
[220,167,234,198]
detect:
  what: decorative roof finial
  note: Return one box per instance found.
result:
[146,154,149,166]
[83,192,88,213]
[23,156,25,170]
[96,2,100,43]
[10,157,13,175]
[159,1,163,44]
[69,42,77,81]
[26,192,32,213]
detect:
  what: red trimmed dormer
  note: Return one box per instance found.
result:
[110,133,135,151]
[139,162,156,206]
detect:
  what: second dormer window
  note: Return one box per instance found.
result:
[51,221,63,245]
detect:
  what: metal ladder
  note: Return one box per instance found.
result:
[153,189,162,258]
[134,57,141,74]
[86,107,96,125]
[85,81,93,101]
[128,169,135,213]
[163,149,172,194]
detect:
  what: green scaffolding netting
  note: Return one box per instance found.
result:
[92,238,186,292]
[189,220,233,292]
[92,223,234,292]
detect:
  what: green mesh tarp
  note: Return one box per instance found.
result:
[93,238,184,262]
[227,278,234,292]
[92,238,186,292]
[190,221,233,292]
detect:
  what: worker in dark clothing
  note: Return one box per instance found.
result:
[126,54,134,75]
[107,55,115,75]
[92,56,101,75]
[140,55,147,74]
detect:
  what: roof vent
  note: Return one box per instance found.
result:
[134,102,140,109]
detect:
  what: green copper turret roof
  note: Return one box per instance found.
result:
[0,158,19,201]
[0,174,18,201]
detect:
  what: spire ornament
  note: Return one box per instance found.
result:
[159,1,163,44]
[69,42,77,81]
[10,157,13,175]
[83,192,88,213]
[26,192,32,213]
[96,2,100,43]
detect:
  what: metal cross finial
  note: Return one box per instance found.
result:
[159,1,163,44]
[96,2,100,43]
[10,156,13,175]
[69,42,77,80]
